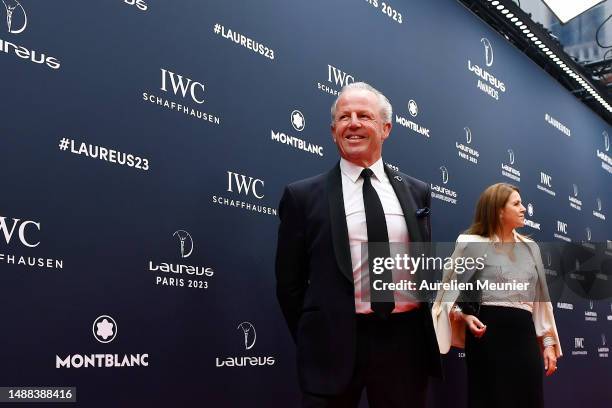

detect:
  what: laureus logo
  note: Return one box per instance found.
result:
[2,0,26,34]
[464,127,472,144]
[597,198,602,212]
[604,131,610,152]
[237,321,256,350]
[439,166,449,184]
[572,184,578,197]
[290,110,305,132]
[546,252,552,267]
[507,149,515,165]
[603,334,607,346]
[481,37,493,67]
[173,230,193,258]
[586,227,592,242]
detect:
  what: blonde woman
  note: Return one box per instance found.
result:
[432,183,561,408]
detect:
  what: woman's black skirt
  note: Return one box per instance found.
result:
[465,305,544,408]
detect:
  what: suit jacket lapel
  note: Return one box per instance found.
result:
[383,165,424,242]
[326,163,354,283]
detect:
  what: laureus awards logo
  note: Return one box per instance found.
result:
[215,321,275,367]
[481,37,493,67]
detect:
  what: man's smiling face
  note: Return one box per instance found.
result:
[331,89,391,168]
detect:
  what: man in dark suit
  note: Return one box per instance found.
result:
[276,82,440,408]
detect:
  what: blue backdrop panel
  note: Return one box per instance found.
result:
[0,0,610,406]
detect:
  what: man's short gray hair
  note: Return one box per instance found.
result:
[330,82,392,124]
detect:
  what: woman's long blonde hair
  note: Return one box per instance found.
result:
[465,183,520,238]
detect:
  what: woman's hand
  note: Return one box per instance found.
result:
[463,314,487,338]
[543,346,558,376]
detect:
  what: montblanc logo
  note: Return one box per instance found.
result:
[2,0,26,34]
[408,100,418,117]
[141,68,220,125]
[237,321,256,350]
[173,230,193,258]
[290,110,305,132]
[212,170,276,216]
[481,37,493,67]
[501,148,520,182]
[215,321,276,368]
[149,230,214,290]
[92,315,117,344]
[456,127,479,164]
[56,315,149,368]
[593,197,606,220]
[0,214,63,269]
[430,165,458,205]
[317,63,356,96]
[524,203,540,230]
[270,108,323,156]
[395,99,430,138]
[537,171,556,197]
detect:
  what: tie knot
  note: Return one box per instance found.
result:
[361,168,374,179]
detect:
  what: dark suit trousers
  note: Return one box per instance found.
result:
[302,311,428,408]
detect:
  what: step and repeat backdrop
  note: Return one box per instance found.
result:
[1,0,611,406]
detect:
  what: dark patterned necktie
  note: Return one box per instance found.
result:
[361,168,394,317]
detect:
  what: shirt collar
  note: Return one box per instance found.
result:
[340,157,386,183]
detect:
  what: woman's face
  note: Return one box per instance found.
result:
[500,191,526,230]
